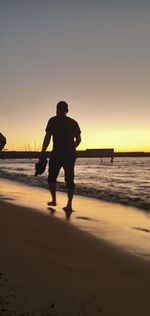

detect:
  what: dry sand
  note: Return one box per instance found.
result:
[0,199,150,316]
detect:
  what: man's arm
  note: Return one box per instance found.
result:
[0,132,7,152]
[74,134,81,148]
[41,131,51,155]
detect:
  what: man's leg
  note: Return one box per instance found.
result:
[48,182,57,206]
[48,156,60,206]
[65,187,74,211]
[63,158,75,211]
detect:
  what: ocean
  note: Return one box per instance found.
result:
[0,157,150,211]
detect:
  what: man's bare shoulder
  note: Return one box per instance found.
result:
[48,116,57,121]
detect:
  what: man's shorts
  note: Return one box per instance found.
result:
[48,154,76,188]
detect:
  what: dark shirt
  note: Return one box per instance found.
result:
[46,116,81,156]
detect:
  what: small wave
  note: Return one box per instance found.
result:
[15,167,26,171]
[0,170,150,212]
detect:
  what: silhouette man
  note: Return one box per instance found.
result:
[41,101,81,211]
[0,132,6,151]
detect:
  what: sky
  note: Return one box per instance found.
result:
[0,0,150,152]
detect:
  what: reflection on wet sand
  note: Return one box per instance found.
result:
[48,207,56,216]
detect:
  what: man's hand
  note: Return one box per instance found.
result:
[74,134,81,148]
[41,131,51,155]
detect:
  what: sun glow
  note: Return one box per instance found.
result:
[79,128,150,152]
[5,127,150,152]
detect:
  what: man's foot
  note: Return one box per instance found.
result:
[63,206,73,212]
[63,207,73,221]
[47,201,57,206]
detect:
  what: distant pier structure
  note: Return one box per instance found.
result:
[0,148,114,162]
[77,148,114,163]
[1,149,149,160]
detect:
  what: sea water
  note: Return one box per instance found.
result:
[0,157,150,211]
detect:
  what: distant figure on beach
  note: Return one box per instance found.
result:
[41,101,81,211]
[0,132,6,151]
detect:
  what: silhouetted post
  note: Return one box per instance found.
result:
[111,156,114,164]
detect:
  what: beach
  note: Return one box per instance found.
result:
[0,179,150,315]
[1,0,150,314]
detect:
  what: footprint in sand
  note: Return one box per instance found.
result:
[0,197,15,201]
[75,216,98,222]
[132,226,150,233]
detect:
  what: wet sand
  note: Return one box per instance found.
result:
[0,183,150,315]
[1,178,150,259]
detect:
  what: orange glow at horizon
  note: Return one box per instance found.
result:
[4,127,150,152]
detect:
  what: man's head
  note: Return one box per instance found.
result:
[56,101,69,116]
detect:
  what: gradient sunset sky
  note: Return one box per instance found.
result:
[0,0,150,151]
